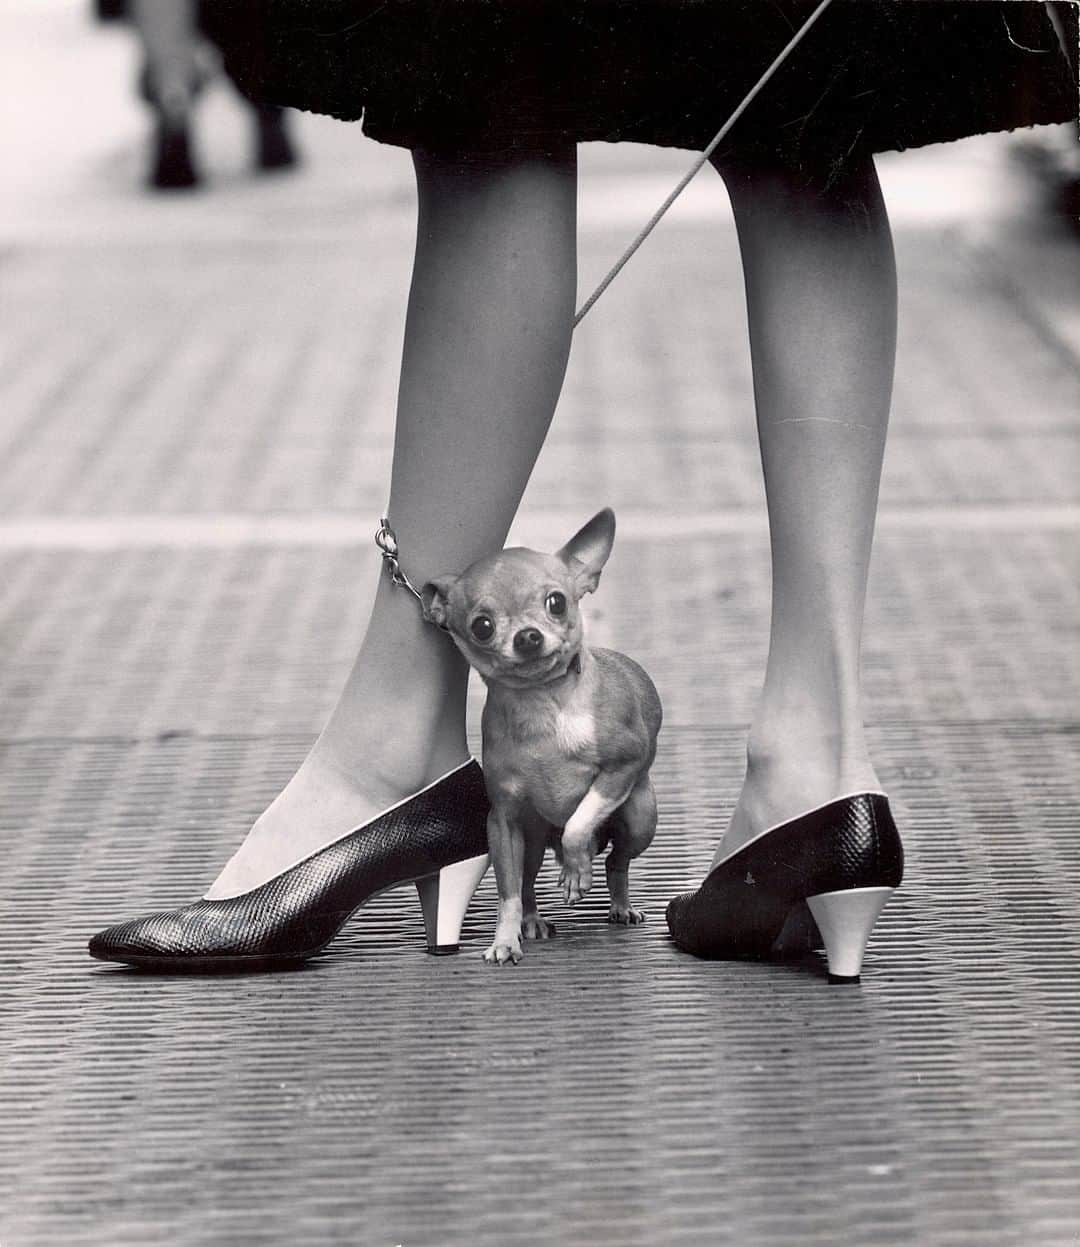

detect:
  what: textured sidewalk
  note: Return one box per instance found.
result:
[2,6,1080,1246]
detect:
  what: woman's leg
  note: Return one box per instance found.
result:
[208,146,577,897]
[131,0,199,124]
[712,153,897,864]
[130,0,203,187]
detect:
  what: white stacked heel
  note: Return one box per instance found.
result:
[806,886,895,984]
[416,853,490,955]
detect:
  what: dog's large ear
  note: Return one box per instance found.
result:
[556,508,616,597]
[421,576,457,629]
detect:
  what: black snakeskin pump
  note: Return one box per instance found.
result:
[665,793,903,983]
[89,759,490,972]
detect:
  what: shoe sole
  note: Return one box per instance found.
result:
[88,947,315,973]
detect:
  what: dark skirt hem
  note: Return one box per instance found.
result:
[203,1,1078,169]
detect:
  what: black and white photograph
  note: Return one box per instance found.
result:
[1,1,1078,1243]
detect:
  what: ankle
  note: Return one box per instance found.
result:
[310,696,469,797]
[744,729,875,786]
[738,726,881,822]
[311,602,471,793]
[715,733,881,863]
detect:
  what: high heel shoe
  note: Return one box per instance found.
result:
[665,793,903,983]
[138,65,204,191]
[149,117,200,191]
[89,759,490,972]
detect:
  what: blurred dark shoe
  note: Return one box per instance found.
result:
[255,106,299,173]
[150,120,200,191]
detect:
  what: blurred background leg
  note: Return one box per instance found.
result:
[131,0,201,188]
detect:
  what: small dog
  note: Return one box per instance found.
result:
[422,508,662,964]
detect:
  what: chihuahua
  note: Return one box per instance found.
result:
[422,508,662,964]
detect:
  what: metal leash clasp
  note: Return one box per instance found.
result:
[375,516,430,611]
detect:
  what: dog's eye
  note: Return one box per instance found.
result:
[546,592,567,618]
[470,615,495,642]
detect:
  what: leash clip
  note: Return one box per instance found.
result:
[375,517,449,632]
[375,517,423,600]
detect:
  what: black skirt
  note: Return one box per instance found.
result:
[202,1,1077,167]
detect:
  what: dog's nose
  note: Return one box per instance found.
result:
[513,627,543,655]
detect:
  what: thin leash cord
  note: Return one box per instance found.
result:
[573,0,834,327]
[380,0,834,579]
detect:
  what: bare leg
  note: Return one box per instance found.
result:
[131,0,199,124]
[130,0,204,188]
[208,146,576,897]
[711,154,897,863]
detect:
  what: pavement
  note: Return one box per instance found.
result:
[1,3,1079,1246]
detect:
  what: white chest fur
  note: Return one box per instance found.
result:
[554,709,596,754]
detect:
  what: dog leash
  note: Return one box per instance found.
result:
[378,0,834,596]
[573,0,834,325]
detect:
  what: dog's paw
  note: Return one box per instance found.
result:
[483,934,523,964]
[559,856,593,905]
[608,903,646,925]
[522,914,556,941]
